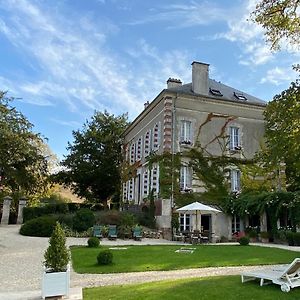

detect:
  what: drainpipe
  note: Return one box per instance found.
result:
[171,93,178,208]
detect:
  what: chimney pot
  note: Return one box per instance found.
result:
[167,78,182,89]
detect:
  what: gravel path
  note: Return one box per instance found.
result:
[0,225,299,293]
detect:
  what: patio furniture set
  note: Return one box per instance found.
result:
[173,230,210,244]
[93,225,143,241]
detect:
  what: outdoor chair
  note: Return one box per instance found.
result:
[108,225,118,240]
[133,227,143,241]
[93,225,103,239]
[241,258,300,292]
[173,231,185,242]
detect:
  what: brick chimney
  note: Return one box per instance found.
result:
[191,61,209,95]
[167,78,182,89]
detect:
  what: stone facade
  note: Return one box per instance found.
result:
[122,61,266,240]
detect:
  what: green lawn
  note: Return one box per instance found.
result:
[83,275,300,300]
[71,245,299,274]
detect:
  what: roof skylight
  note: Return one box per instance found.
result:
[234,92,247,101]
[209,88,223,97]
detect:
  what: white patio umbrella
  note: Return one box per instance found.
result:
[176,201,221,231]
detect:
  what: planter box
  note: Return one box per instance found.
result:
[42,265,70,299]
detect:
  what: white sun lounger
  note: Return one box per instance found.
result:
[241,258,300,292]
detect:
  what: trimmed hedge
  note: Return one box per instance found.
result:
[73,208,95,232]
[23,203,103,222]
[238,236,250,246]
[97,250,113,265]
[88,237,100,247]
[20,216,57,237]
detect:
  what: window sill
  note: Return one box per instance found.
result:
[180,188,193,193]
[180,141,193,147]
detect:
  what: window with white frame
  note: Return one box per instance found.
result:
[130,143,135,164]
[180,214,191,231]
[122,182,128,202]
[152,123,160,150]
[143,169,149,197]
[144,130,151,157]
[180,166,192,191]
[231,169,241,192]
[136,137,142,161]
[129,178,134,200]
[151,164,159,195]
[231,215,240,233]
[180,120,192,145]
[229,126,241,150]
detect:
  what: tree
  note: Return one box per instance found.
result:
[58,111,128,206]
[263,80,300,190]
[0,91,50,202]
[44,222,70,272]
[251,0,300,51]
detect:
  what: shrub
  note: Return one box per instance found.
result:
[44,222,70,272]
[97,250,113,265]
[285,231,295,246]
[20,216,57,237]
[117,225,132,239]
[171,213,179,231]
[239,236,250,246]
[120,212,136,227]
[94,210,122,226]
[293,233,300,246]
[57,213,74,229]
[87,237,100,247]
[73,208,95,232]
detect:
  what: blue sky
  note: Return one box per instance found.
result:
[0,0,299,159]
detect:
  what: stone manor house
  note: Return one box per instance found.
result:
[122,61,266,240]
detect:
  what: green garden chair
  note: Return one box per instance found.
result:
[93,225,103,239]
[108,225,117,240]
[133,226,143,241]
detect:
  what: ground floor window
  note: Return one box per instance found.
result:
[180,214,191,231]
[231,215,240,233]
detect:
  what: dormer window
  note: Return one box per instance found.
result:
[234,92,247,101]
[209,88,223,97]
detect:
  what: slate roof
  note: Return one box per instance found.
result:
[167,79,266,106]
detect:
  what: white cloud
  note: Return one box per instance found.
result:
[50,118,82,128]
[260,67,297,85]
[0,0,143,118]
[127,2,228,28]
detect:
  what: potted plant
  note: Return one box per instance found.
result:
[259,231,269,243]
[42,222,70,299]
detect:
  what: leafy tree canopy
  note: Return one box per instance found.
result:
[263,80,300,190]
[251,0,300,51]
[58,111,128,206]
[0,91,50,202]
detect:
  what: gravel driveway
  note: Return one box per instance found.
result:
[0,225,291,295]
